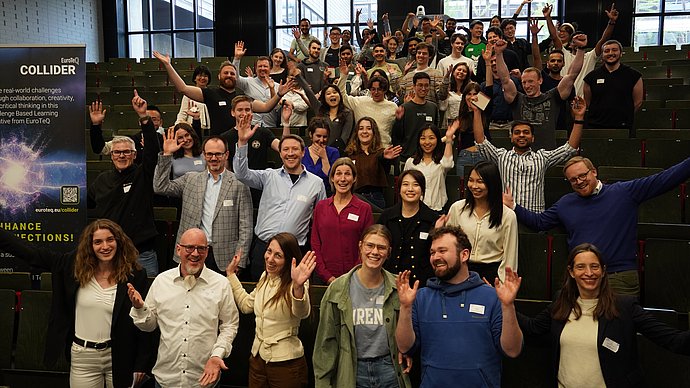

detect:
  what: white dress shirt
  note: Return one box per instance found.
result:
[130,266,239,388]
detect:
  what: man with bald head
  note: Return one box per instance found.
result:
[128,228,239,387]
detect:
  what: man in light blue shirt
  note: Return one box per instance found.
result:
[233,114,326,280]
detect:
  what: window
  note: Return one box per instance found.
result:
[126,0,215,59]
[272,0,377,52]
[632,0,690,49]
[442,0,559,44]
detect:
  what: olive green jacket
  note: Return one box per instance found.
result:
[313,265,412,388]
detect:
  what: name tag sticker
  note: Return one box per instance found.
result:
[193,160,203,165]
[419,232,429,240]
[218,101,227,106]
[375,295,385,305]
[307,67,314,72]
[602,337,620,353]
[425,115,433,122]
[597,78,605,84]
[223,199,233,207]
[469,304,485,315]
[348,71,355,76]
[296,195,308,202]
[123,183,132,193]
[347,213,359,222]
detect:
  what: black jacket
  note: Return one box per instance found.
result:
[0,228,156,388]
[518,295,690,387]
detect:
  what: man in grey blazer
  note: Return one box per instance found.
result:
[154,131,253,274]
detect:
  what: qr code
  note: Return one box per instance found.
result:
[61,186,79,205]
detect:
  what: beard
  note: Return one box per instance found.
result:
[434,259,461,281]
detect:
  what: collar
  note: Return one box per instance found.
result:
[280,165,306,177]
[592,180,603,195]
[176,265,209,285]
[207,169,225,182]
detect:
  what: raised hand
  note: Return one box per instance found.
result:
[323,67,332,79]
[278,78,296,96]
[605,3,619,22]
[570,33,588,49]
[127,283,144,309]
[383,145,402,159]
[382,13,389,22]
[355,8,362,20]
[481,43,494,62]
[431,15,442,29]
[522,0,533,4]
[434,214,449,229]
[495,267,521,305]
[395,105,405,120]
[291,251,316,286]
[528,18,542,36]
[185,100,200,120]
[396,271,419,308]
[382,31,392,43]
[225,250,241,276]
[234,41,246,59]
[281,100,293,124]
[493,39,508,54]
[542,3,553,18]
[403,60,415,75]
[446,118,460,139]
[339,59,349,78]
[152,50,171,66]
[244,65,254,78]
[163,126,182,155]
[89,101,106,125]
[571,96,586,119]
[445,64,454,79]
[292,26,301,39]
[367,18,374,30]
[131,89,148,117]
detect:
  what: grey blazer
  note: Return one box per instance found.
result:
[153,153,253,268]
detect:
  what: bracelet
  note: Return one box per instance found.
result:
[573,119,585,125]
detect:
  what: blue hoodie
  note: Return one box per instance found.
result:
[410,272,504,388]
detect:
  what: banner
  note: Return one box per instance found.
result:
[0,45,87,272]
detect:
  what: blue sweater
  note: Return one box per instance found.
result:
[515,157,690,272]
[411,272,504,388]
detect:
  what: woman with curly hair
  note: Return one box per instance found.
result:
[0,219,154,388]
[226,232,316,388]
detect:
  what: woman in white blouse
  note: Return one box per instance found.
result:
[176,65,211,133]
[226,232,316,388]
[438,62,472,127]
[403,123,457,212]
[439,161,518,282]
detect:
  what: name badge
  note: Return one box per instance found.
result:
[223,199,233,207]
[602,337,620,353]
[469,304,485,315]
[307,67,314,72]
[123,183,132,193]
[296,194,308,202]
[597,79,605,84]
[218,101,227,106]
[375,295,385,305]
[347,213,359,222]
[425,115,433,122]
[193,160,203,165]
[419,232,428,240]
[348,71,355,76]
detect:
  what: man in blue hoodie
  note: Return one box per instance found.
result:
[395,226,522,387]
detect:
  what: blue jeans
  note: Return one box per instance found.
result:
[138,249,159,277]
[356,355,398,388]
[456,149,485,176]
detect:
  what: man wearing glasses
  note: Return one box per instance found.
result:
[129,227,239,388]
[87,90,160,276]
[508,155,690,296]
[153,132,253,275]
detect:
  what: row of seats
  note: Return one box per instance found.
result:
[1,282,689,388]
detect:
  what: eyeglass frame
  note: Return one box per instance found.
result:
[178,244,209,254]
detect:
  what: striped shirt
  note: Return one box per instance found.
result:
[476,139,577,212]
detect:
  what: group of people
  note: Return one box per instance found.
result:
[2,4,690,388]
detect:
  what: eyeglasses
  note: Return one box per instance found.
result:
[179,244,208,254]
[567,170,591,184]
[204,152,226,159]
[112,150,135,156]
[362,241,389,252]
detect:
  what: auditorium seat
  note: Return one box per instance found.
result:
[581,128,629,139]
[544,176,571,208]
[637,315,690,388]
[39,273,51,291]
[201,56,228,70]
[0,289,16,369]
[636,65,669,79]
[549,234,570,299]
[644,77,683,87]
[644,238,690,311]
[516,233,550,300]
[445,174,463,205]
[665,99,690,109]
[639,99,664,109]
[172,57,198,70]
[0,273,32,292]
[646,84,690,102]
[133,74,169,88]
[644,138,690,168]
[635,108,675,129]
[99,58,137,72]
[579,138,641,167]
[132,59,162,72]
[667,64,690,82]
[99,90,137,106]
[672,108,690,129]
